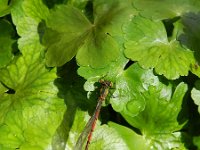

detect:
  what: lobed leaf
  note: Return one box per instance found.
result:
[178,13,200,77]
[0,20,15,68]
[191,80,200,114]
[133,0,200,20]
[69,110,130,150]
[111,63,188,149]
[0,0,13,17]
[123,16,195,79]
[0,0,66,149]
[44,0,136,68]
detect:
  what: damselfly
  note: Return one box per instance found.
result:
[74,80,112,150]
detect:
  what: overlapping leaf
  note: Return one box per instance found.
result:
[0,20,15,68]
[133,0,200,20]
[67,110,130,150]
[123,16,195,79]
[178,13,200,77]
[44,0,136,68]
[0,0,66,149]
[191,80,200,113]
[77,37,128,81]
[193,136,200,149]
[110,63,188,149]
[0,0,13,17]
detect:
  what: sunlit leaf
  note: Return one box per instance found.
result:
[191,80,200,113]
[123,16,195,79]
[111,63,188,149]
[0,0,13,17]
[0,0,65,149]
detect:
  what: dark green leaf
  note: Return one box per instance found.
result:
[0,0,12,17]
[191,80,200,113]
[44,0,136,68]
[193,136,200,149]
[0,19,15,68]
[178,13,200,77]
[133,0,200,20]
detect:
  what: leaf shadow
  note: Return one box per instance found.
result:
[51,59,96,150]
[178,12,200,65]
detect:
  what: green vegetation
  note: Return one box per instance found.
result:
[0,0,200,149]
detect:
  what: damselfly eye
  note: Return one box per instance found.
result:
[107,81,112,87]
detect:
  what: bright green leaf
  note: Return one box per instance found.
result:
[0,0,13,17]
[191,80,200,113]
[123,16,195,79]
[111,63,188,149]
[0,42,66,149]
[108,122,149,150]
[0,0,66,149]
[193,136,200,149]
[11,0,49,56]
[0,19,15,68]
[66,0,89,11]
[133,0,200,20]
[89,124,129,150]
[71,111,130,150]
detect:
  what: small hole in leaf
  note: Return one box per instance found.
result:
[85,0,94,23]
[162,20,174,38]
[1,82,16,94]
[6,89,15,94]
[124,60,134,70]
[7,0,11,5]
[162,17,180,39]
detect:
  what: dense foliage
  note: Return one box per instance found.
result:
[0,0,200,149]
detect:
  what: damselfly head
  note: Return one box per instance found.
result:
[99,79,112,88]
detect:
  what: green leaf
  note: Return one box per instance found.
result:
[0,0,66,149]
[0,0,13,17]
[193,136,200,149]
[191,80,200,113]
[178,13,200,77]
[11,0,49,55]
[0,32,66,148]
[50,61,93,150]
[77,36,128,80]
[71,113,130,150]
[133,0,200,20]
[111,63,188,149]
[0,47,65,149]
[66,0,89,11]
[43,5,91,67]
[44,0,136,68]
[76,32,120,68]
[108,122,149,150]
[123,16,195,79]
[88,124,129,150]
[0,19,15,68]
